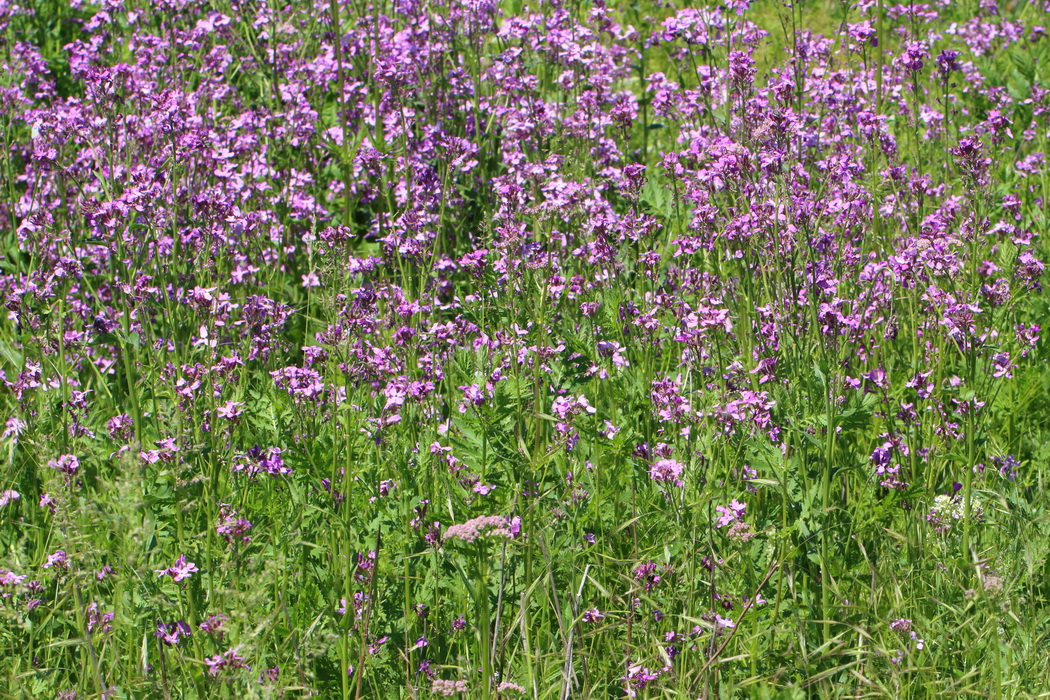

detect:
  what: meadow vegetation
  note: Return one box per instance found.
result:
[1,0,1050,696]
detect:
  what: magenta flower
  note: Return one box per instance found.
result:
[649,459,685,487]
[582,608,605,623]
[155,620,190,646]
[48,455,79,475]
[215,401,245,420]
[2,417,26,441]
[155,555,198,582]
[1,570,27,587]
[890,618,912,632]
[714,615,736,630]
[205,646,250,678]
[199,614,229,637]
[43,550,69,571]
[715,500,747,528]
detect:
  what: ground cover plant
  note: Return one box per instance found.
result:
[1,0,1050,696]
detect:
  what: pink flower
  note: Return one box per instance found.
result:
[442,515,517,543]
[199,614,229,636]
[715,499,747,528]
[0,570,27,587]
[431,679,468,696]
[205,646,250,677]
[2,417,26,441]
[714,615,736,630]
[216,401,245,420]
[582,608,605,623]
[155,555,198,582]
[649,459,685,487]
[48,454,79,475]
[43,550,69,571]
[496,681,525,694]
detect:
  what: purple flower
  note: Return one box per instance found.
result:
[42,550,69,571]
[996,454,1020,481]
[48,455,79,475]
[715,500,747,528]
[649,459,685,488]
[216,506,252,545]
[215,401,245,420]
[714,615,736,630]
[232,446,291,478]
[86,603,114,634]
[155,620,191,646]
[0,570,27,588]
[622,663,665,697]
[199,614,229,636]
[633,560,667,592]
[155,555,198,582]
[582,608,605,623]
[205,646,250,678]
[936,50,962,76]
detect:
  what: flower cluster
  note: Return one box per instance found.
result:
[648,459,685,488]
[154,556,198,582]
[442,515,521,544]
[926,494,983,534]
[205,647,251,678]
[431,679,468,696]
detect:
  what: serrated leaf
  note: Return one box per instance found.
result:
[641,178,672,217]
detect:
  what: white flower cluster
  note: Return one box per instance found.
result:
[926,494,983,534]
